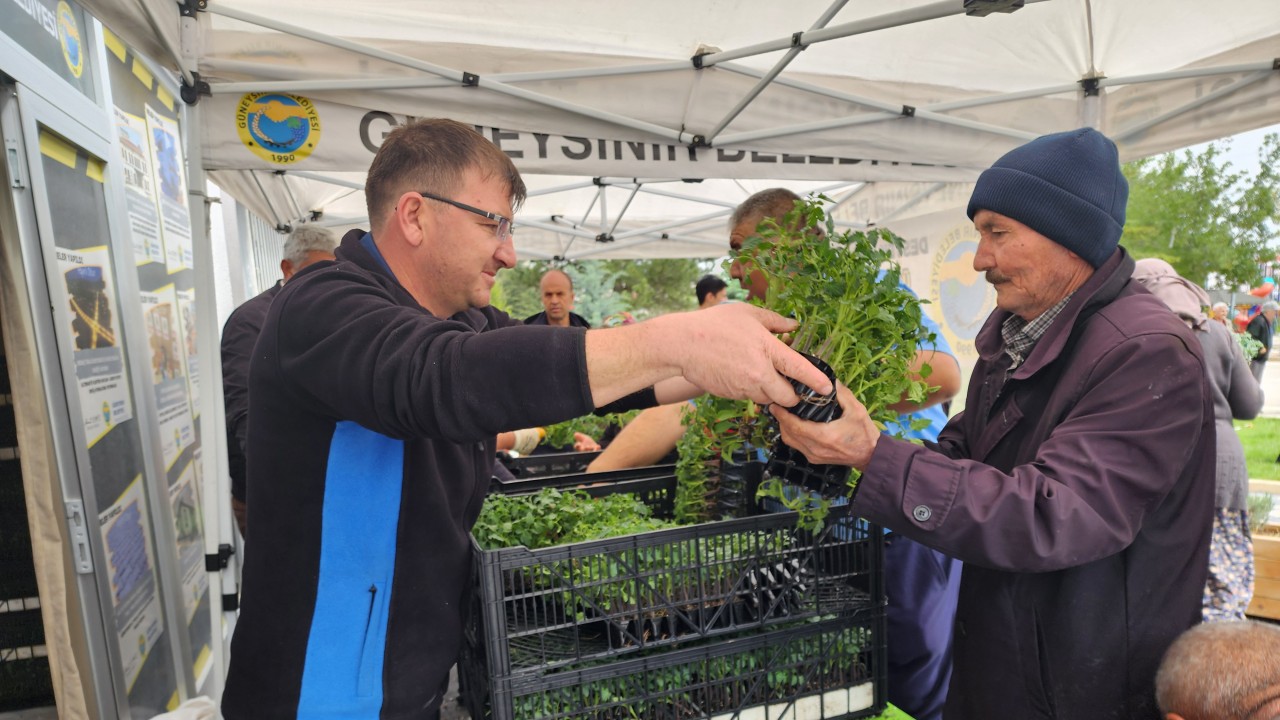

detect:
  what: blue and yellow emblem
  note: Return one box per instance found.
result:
[930,224,997,355]
[236,93,321,165]
[57,1,84,79]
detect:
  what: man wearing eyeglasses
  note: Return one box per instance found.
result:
[220,118,830,720]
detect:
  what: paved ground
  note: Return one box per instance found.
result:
[1261,357,1280,419]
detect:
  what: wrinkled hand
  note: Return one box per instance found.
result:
[676,303,832,406]
[772,383,880,471]
[573,432,601,453]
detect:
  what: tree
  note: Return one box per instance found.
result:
[1121,134,1280,290]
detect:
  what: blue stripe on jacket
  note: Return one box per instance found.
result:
[298,422,404,718]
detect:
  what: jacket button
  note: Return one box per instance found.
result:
[912,505,932,522]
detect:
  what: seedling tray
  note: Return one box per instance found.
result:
[472,470,882,676]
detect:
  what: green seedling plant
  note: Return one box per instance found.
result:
[733,195,933,529]
[542,409,643,450]
[1236,330,1265,360]
[674,397,770,525]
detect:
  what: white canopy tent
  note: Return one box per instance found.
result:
[80,0,1280,260]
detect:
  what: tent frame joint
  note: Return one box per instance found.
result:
[791,31,808,50]
[1273,58,1280,71]
[180,71,210,105]
[901,105,916,117]
[462,72,480,87]
[595,233,615,243]
[178,0,206,18]
[1080,77,1102,97]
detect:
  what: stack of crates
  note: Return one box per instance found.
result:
[461,465,886,720]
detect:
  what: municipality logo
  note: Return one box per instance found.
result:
[236,93,321,165]
[57,1,84,78]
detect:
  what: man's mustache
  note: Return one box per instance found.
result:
[985,271,1010,284]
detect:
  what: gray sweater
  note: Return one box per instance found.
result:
[1198,320,1264,509]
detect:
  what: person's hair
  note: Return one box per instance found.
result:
[1212,302,1229,312]
[282,225,338,267]
[364,118,526,234]
[696,274,728,305]
[541,268,574,292]
[1264,301,1280,313]
[1155,620,1280,720]
[730,188,802,230]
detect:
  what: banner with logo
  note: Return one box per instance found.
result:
[0,0,95,99]
[207,92,981,183]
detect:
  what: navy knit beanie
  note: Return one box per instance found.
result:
[967,128,1128,268]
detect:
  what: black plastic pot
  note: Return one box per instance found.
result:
[766,352,854,499]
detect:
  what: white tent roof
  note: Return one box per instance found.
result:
[84,0,1280,258]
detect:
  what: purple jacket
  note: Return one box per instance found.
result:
[857,249,1214,719]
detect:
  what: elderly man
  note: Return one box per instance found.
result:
[1155,620,1280,720]
[1247,300,1278,380]
[220,224,338,536]
[775,128,1215,718]
[525,268,590,327]
[220,118,826,720]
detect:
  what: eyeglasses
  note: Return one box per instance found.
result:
[418,191,513,242]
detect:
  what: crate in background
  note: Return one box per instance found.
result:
[498,450,603,478]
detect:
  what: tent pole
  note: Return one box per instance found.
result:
[634,185,741,208]
[704,0,850,144]
[571,237,664,260]
[613,209,732,241]
[528,180,598,197]
[878,183,947,224]
[208,4,689,143]
[598,185,609,237]
[212,62,692,95]
[132,0,194,87]
[608,185,643,239]
[698,0,1048,68]
[521,218,600,241]
[284,171,366,191]
[182,98,237,695]
[1113,70,1274,142]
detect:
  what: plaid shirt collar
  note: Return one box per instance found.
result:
[1001,293,1075,370]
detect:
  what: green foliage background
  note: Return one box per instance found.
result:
[493,258,717,324]
[1121,134,1280,289]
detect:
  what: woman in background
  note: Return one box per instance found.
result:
[1134,258,1264,620]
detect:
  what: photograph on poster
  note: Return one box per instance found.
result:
[98,477,165,692]
[144,106,193,273]
[114,106,165,266]
[57,245,134,445]
[168,463,207,625]
[141,286,195,469]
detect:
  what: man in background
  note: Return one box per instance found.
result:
[696,274,729,308]
[220,224,338,537]
[525,268,590,327]
[1247,300,1277,380]
[730,188,962,720]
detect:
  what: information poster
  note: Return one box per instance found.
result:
[140,286,195,469]
[175,289,199,414]
[57,245,135,446]
[98,477,165,692]
[144,106,193,273]
[168,463,207,624]
[114,107,165,266]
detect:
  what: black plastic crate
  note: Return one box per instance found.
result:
[463,608,886,720]
[499,450,603,479]
[470,470,883,676]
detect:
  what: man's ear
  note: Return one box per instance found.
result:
[395,192,428,248]
[280,258,294,281]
